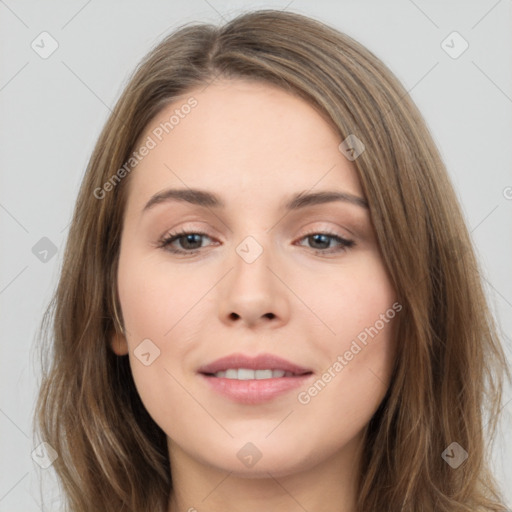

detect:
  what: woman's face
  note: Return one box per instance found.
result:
[112,78,399,478]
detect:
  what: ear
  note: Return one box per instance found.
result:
[110,330,129,356]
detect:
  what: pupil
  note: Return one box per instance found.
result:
[311,234,329,249]
[184,234,201,249]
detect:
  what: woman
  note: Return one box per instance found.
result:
[34,9,510,512]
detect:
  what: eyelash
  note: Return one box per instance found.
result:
[156,228,355,256]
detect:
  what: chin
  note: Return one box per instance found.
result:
[196,437,318,478]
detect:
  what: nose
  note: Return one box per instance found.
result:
[217,240,291,329]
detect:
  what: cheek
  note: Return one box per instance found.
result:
[118,269,202,437]
[116,251,212,426]
[117,249,203,340]
[295,301,398,458]
[297,252,397,342]
[294,255,398,414]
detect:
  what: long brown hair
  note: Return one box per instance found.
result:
[34,9,511,511]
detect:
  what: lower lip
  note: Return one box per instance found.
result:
[200,373,314,404]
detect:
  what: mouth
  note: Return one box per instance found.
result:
[201,368,312,379]
[197,353,314,404]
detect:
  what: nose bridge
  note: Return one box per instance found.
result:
[231,233,276,299]
[218,232,289,327]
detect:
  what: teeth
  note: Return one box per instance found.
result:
[255,369,273,379]
[238,368,254,380]
[213,368,292,379]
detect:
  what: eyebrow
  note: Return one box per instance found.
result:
[142,187,369,214]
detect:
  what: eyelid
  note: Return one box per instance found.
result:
[297,221,355,238]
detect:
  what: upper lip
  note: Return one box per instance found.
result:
[198,353,313,375]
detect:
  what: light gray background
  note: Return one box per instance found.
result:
[1,0,511,510]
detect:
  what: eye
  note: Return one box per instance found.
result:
[157,229,216,254]
[157,228,355,256]
[295,231,355,255]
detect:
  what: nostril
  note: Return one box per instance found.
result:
[227,312,275,320]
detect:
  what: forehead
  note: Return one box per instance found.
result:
[124,78,363,215]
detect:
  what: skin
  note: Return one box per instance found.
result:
[111,78,398,512]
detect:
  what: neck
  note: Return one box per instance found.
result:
[167,431,364,512]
